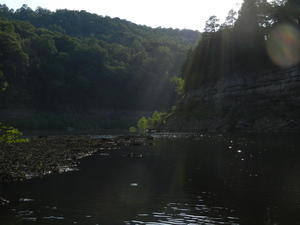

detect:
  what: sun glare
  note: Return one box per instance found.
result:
[267,24,300,68]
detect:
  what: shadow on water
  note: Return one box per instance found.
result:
[0,134,300,225]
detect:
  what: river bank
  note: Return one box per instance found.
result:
[0,135,153,185]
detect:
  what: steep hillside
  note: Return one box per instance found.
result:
[0,4,200,112]
[163,0,300,133]
[164,67,300,132]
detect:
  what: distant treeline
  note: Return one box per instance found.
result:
[0,4,200,111]
[183,0,300,91]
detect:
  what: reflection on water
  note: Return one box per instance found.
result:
[0,134,300,225]
[126,195,239,225]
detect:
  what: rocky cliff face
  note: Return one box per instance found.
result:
[164,67,300,132]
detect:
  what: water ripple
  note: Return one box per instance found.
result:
[129,196,240,225]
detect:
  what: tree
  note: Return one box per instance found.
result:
[0,70,8,91]
[170,76,185,96]
[256,0,273,27]
[0,124,28,144]
[286,0,300,24]
[233,0,266,70]
[236,0,260,34]
[287,0,300,7]
[0,4,13,18]
[221,9,237,29]
[272,0,287,6]
[137,117,148,133]
[204,16,220,32]
[270,0,289,23]
[0,31,29,90]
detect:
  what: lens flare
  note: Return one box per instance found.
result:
[266,24,300,68]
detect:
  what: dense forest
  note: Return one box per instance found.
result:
[183,0,300,91]
[0,4,200,113]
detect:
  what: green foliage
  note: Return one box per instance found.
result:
[0,70,8,91]
[129,126,137,133]
[135,111,168,133]
[0,6,200,111]
[137,117,149,133]
[170,76,185,96]
[149,111,168,128]
[0,124,28,144]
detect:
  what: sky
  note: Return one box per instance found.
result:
[0,0,243,31]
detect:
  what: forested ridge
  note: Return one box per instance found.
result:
[183,0,300,91]
[0,4,200,112]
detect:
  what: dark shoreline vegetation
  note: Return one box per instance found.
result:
[0,135,154,185]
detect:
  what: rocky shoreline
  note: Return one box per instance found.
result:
[0,135,153,184]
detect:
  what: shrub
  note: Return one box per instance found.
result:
[129,126,137,133]
[170,76,185,96]
[0,124,29,144]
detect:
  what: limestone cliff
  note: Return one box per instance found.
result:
[163,67,300,132]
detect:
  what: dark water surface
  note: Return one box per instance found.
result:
[1,134,300,225]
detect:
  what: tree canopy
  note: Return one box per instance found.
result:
[0,5,200,111]
[183,0,300,91]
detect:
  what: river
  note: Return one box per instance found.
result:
[0,134,300,225]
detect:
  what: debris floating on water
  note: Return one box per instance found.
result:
[19,198,35,202]
[43,216,64,220]
[0,197,10,205]
[22,217,37,221]
[17,210,34,217]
